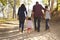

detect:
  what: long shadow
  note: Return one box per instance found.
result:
[4,22,18,25]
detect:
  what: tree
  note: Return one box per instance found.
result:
[0,0,20,19]
[13,0,16,18]
[0,0,7,18]
[28,0,32,11]
[58,0,60,10]
[8,0,20,18]
[50,0,54,11]
[42,0,48,5]
[0,0,7,6]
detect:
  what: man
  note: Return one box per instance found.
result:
[32,2,45,32]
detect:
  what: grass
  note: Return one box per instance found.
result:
[0,18,17,24]
[0,19,6,24]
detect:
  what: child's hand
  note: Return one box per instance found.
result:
[42,16,45,20]
[31,12,34,18]
[25,17,28,20]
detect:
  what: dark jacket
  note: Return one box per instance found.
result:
[18,7,27,18]
[33,4,46,17]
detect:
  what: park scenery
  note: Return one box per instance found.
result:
[0,0,60,40]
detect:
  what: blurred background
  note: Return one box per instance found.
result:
[0,0,60,40]
[0,0,60,22]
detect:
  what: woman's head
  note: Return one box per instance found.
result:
[21,4,25,8]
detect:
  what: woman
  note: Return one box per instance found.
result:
[18,4,27,32]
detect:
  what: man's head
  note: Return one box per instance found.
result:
[36,1,39,5]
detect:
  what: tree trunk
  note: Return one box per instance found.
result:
[2,8,5,18]
[7,0,9,18]
[48,0,50,6]
[50,0,54,12]
[13,0,16,19]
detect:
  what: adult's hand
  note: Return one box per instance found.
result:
[41,14,45,20]
[17,16,19,20]
[25,17,28,20]
[31,12,34,18]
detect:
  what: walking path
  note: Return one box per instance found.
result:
[0,20,60,40]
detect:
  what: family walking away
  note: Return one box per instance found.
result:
[18,1,51,33]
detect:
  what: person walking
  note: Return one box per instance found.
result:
[45,6,51,30]
[32,2,46,32]
[27,17,32,33]
[18,4,27,33]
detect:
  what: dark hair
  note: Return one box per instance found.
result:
[28,17,31,20]
[36,1,39,4]
[21,4,25,8]
[45,6,48,9]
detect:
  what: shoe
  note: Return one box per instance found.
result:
[19,28,20,32]
[45,26,49,30]
[45,28,50,32]
[37,30,40,32]
[45,28,49,30]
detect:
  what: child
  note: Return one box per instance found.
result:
[27,17,32,33]
[45,6,51,30]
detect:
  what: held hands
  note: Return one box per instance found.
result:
[41,14,45,20]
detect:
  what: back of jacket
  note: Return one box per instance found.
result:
[33,4,45,17]
[18,7,26,17]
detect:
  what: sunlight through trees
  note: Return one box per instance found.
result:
[0,0,60,20]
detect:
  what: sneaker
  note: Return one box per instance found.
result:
[45,28,50,32]
[19,28,20,31]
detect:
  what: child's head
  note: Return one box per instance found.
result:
[28,17,31,20]
[45,6,48,9]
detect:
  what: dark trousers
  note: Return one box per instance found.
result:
[46,19,49,30]
[19,17,25,32]
[34,17,41,32]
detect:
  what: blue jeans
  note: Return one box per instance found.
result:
[46,19,49,30]
[19,17,25,32]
